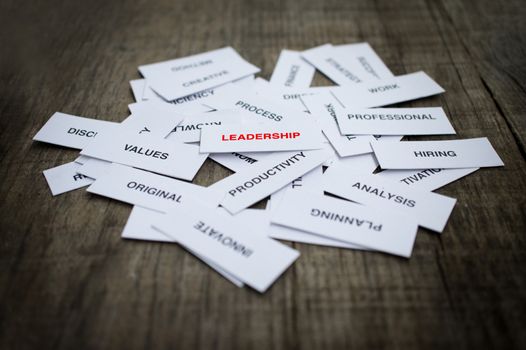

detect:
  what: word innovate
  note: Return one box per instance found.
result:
[347,113,436,121]
[126,181,182,202]
[235,100,283,121]
[124,144,169,160]
[194,220,253,257]
[414,151,457,157]
[228,151,306,196]
[68,128,98,137]
[401,169,442,185]
[311,208,382,231]
[352,182,416,207]
[182,70,228,87]
[221,132,301,141]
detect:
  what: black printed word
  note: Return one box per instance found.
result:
[234,101,283,122]
[368,84,399,94]
[68,128,97,137]
[311,208,382,231]
[414,151,457,158]
[194,220,253,258]
[228,151,306,197]
[352,182,416,207]
[126,181,181,202]
[124,144,169,160]
[182,70,228,87]
[325,58,361,83]
[171,89,215,105]
[285,65,300,86]
[348,113,436,121]
[400,169,442,185]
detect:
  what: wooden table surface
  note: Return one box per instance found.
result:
[1,0,525,349]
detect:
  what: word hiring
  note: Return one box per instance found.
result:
[68,128,98,137]
[414,151,457,157]
[221,132,301,141]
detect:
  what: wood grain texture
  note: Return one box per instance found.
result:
[1,0,525,349]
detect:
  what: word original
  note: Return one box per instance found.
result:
[126,181,182,202]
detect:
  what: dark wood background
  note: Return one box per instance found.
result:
[1,0,525,349]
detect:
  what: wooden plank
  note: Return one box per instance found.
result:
[0,0,525,349]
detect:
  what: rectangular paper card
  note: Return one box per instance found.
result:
[375,168,479,191]
[77,158,112,179]
[301,44,366,85]
[154,200,300,293]
[139,47,260,101]
[208,148,332,214]
[205,83,309,124]
[87,163,218,212]
[269,166,323,210]
[73,155,91,165]
[334,43,394,80]
[330,71,445,108]
[199,122,324,153]
[209,152,260,172]
[122,101,185,137]
[323,165,457,232]
[130,79,146,102]
[122,206,244,287]
[271,191,418,257]
[269,50,315,88]
[328,153,379,174]
[267,166,367,250]
[335,107,456,135]
[269,224,368,250]
[167,110,243,143]
[33,112,117,149]
[302,92,376,157]
[371,137,504,169]
[43,162,94,196]
[80,131,208,181]
[251,78,317,113]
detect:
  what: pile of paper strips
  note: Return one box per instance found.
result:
[33,44,504,293]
